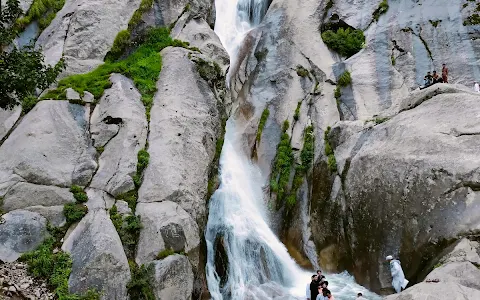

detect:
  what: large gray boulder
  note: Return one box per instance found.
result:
[62,191,130,300]
[135,201,200,267]
[36,0,142,75]
[0,106,21,141]
[0,101,96,195]
[152,255,194,300]
[90,74,147,197]
[138,47,221,224]
[312,90,480,291]
[426,262,480,290]
[23,205,67,228]
[0,210,48,263]
[330,0,480,119]
[2,182,75,212]
[384,282,480,300]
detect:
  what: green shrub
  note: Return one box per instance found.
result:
[70,185,88,203]
[16,0,66,31]
[372,0,389,22]
[374,117,390,124]
[20,238,99,300]
[300,126,315,169]
[324,127,337,173]
[157,248,175,259]
[270,121,294,206]
[296,65,309,77]
[116,190,138,213]
[21,95,39,113]
[193,57,224,90]
[63,203,88,225]
[293,102,301,121]
[337,71,352,87]
[109,205,142,259]
[137,149,150,174]
[334,86,341,99]
[429,20,441,28]
[391,54,396,66]
[464,14,480,26]
[105,30,131,62]
[256,108,270,142]
[127,263,155,300]
[321,28,365,58]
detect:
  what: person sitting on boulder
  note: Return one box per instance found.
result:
[432,71,443,83]
[386,255,409,293]
[424,72,433,86]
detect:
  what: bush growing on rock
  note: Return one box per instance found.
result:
[372,0,389,22]
[16,0,66,31]
[337,71,352,87]
[127,263,155,300]
[256,108,270,142]
[70,185,88,203]
[63,203,88,225]
[321,28,365,58]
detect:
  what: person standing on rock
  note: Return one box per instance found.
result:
[386,255,409,293]
[442,64,449,83]
[474,81,480,93]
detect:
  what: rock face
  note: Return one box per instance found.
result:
[135,201,200,265]
[152,255,194,300]
[310,88,480,291]
[0,100,96,193]
[328,0,480,119]
[0,210,48,263]
[385,238,480,299]
[138,47,221,224]
[0,106,21,141]
[36,0,142,75]
[62,190,130,300]
[90,74,147,197]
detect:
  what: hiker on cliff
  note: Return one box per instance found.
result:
[474,81,480,93]
[386,255,409,293]
[442,64,449,83]
[310,275,319,300]
[423,72,433,87]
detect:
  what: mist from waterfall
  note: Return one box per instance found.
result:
[205,0,382,299]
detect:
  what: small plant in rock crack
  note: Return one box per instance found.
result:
[70,185,88,203]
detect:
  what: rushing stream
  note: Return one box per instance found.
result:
[205,1,382,299]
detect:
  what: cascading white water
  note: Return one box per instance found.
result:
[205,1,382,299]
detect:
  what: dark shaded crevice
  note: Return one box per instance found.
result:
[443,181,480,195]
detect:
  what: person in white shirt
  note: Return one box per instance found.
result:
[386,255,409,293]
[474,81,480,93]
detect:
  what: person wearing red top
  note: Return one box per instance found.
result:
[442,64,449,83]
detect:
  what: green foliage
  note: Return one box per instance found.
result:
[109,205,142,259]
[96,146,105,154]
[43,27,184,118]
[464,14,480,26]
[324,0,334,19]
[16,0,66,31]
[256,108,270,142]
[374,117,390,124]
[295,65,309,77]
[391,54,396,66]
[157,248,175,259]
[105,30,131,62]
[63,203,88,225]
[116,190,138,213]
[70,185,88,203]
[137,149,150,174]
[324,126,337,173]
[300,126,315,170]
[193,57,224,90]
[337,71,352,87]
[129,0,154,29]
[254,48,268,62]
[293,102,301,121]
[21,95,39,113]
[20,238,99,300]
[321,28,365,58]
[127,263,155,300]
[334,86,341,99]
[270,121,293,206]
[0,196,4,216]
[429,20,441,27]
[282,120,290,132]
[372,0,389,22]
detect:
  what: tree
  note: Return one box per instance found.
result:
[0,0,64,109]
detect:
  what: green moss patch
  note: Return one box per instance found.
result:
[293,102,301,121]
[16,0,66,31]
[109,205,142,259]
[63,203,88,225]
[324,126,337,173]
[295,65,309,77]
[321,28,365,58]
[372,0,389,22]
[256,108,270,142]
[127,262,155,300]
[70,185,88,203]
[20,238,99,300]
[270,120,294,207]
[337,71,352,87]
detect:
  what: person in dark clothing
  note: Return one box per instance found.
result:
[310,275,319,300]
[316,270,326,283]
[432,71,443,83]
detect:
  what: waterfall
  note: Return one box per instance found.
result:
[205,1,382,299]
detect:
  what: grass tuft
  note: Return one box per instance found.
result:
[337,71,352,87]
[127,262,155,300]
[256,108,270,142]
[372,0,389,22]
[321,28,365,58]
[324,126,337,173]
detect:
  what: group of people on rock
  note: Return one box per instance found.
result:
[305,255,408,300]
[305,270,366,300]
[421,63,448,89]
